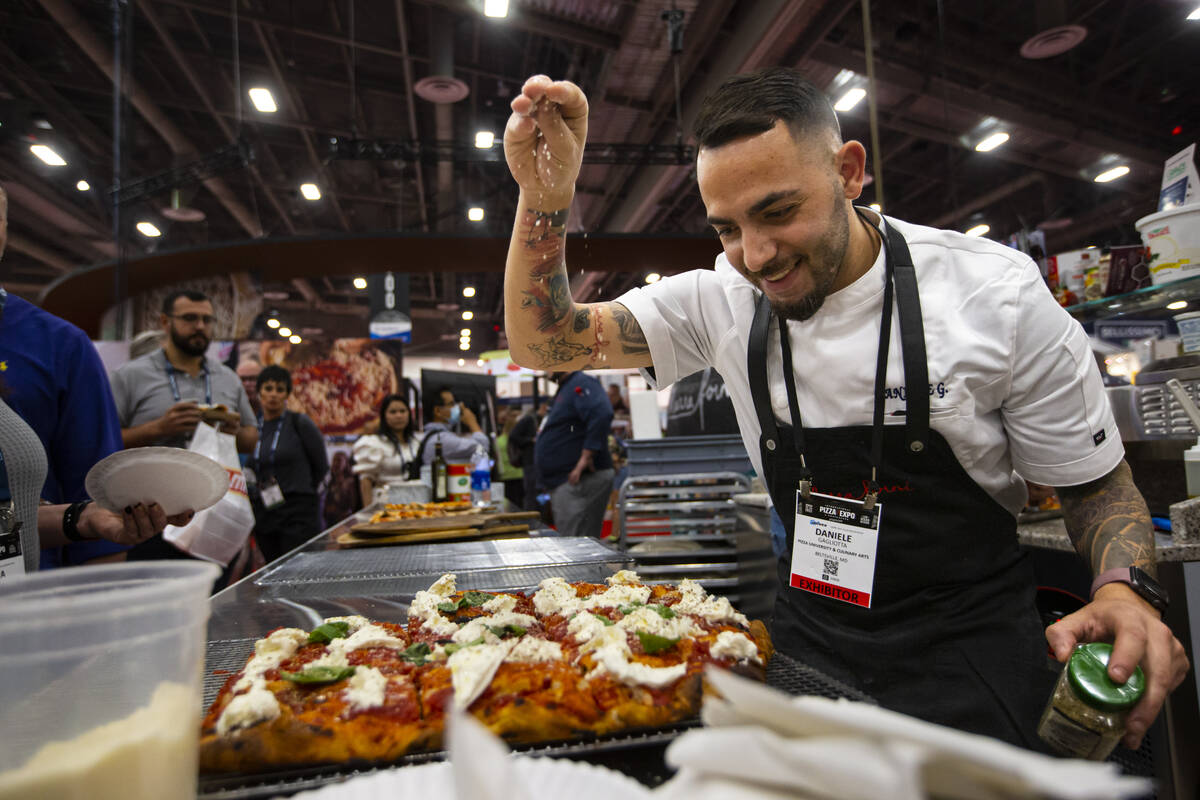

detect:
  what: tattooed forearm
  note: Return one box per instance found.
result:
[612,303,649,355]
[529,335,593,367]
[1056,460,1156,577]
[572,308,591,333]
[521,208,569,266]
[520,270,572,333]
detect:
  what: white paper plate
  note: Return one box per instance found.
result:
[85,447,228,516]
[289,757,653,799]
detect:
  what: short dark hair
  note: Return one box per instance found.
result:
[692,67,842,150]
[425,386,455,423]
[256,364,292,393]
[162,289,210,315]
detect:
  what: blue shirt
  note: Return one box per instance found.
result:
[0,292,127,567]
[534,372,614,491]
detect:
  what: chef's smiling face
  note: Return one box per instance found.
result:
[698,120,865,321]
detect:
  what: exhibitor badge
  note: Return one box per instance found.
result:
[791,491,881,608]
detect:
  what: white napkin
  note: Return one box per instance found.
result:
[652,667,1151,800]
[447,710,530,800]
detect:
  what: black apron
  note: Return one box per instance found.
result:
[751,210,1054,749]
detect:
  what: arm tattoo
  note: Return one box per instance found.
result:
[572,308,591,333]
[519,270,571,333]
[612,304,649,355]
[521,208,569,267]
[1056,460,1156,577]
[529,335,592,367]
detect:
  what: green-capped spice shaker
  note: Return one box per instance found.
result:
[1037,642,1145,760]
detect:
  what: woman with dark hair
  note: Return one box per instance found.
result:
[248,365,329,562]
[352,393,422,504]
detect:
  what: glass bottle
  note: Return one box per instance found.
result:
[470,445,492,508]
[431,441,449,503]
[1037,642,1145,760]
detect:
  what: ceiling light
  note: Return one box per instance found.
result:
[76,179,90,191]
[975,131,1010,152]
[645,273,661,284]
[248,87,277,113]
[1188,5,1200,20]
[474,130,495,149]
[868,203,882,212]
[833,87,866,113]
[965,224,990,238]
[483,0,509,18]
[462,286,476,298]
[1167,300,1188,310]
[289,334,302,344]
[136,221,161,237]
[460,328,471,336]
[460,336,471,345]
[278,327,292,337]
[477,359,484,367]
[266,318,280,328]
[458,358,466,366]
[352,277,367,289]
[460,341,471,351]
[30,144,66,166]
[462,311,474,321]
[300,183,321,200]
[1094,165,1130,183]
[467,207,485,222]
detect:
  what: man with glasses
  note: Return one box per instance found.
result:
[111,290,257,452]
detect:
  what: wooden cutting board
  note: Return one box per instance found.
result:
[349,510,540,537]
[336,524,530,548]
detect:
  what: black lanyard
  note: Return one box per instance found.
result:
[162,350,212,405]
[253,412,287,476]
[749,209,929,508]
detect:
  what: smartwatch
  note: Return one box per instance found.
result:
[1090,566,1169,614]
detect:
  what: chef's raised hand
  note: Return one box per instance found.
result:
[504,75,589,203]
[1045,584,1189,749]
[80,502,196,546]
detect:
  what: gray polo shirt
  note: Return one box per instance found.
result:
[110,349,256,448]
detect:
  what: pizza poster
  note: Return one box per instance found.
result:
[242,339,404,436]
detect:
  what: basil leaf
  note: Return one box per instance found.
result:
[400,642,432,665]
[590,612,615,626]
[437,600,463,613]
[462,591,496,607]
[636,632,679,654]
[485,624,527,638]
[307,621,351,644]
[280,665,357,684]
[617,602,645,615]
[444,637,486,655]
[649,604,676,619]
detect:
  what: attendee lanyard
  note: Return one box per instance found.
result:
[772,209,927,511]
[254,412,287,476]
[163,350,212,405]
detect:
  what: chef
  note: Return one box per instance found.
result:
[499,69,1189,751]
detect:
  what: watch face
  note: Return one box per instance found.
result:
[1130,567,1169,612]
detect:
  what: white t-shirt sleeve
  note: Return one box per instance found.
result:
[1001,261,1123,487]
[614,269,725,390]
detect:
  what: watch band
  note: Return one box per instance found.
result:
[1090,565,1168,612]
[62,500,96,542]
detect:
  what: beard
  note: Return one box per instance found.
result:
[171,325,210,357]
[760,191,850,322]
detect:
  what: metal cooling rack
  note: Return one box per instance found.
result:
[255,538,625,586]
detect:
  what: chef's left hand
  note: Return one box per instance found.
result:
[1045,583,1189,749]
[567,450,595,485]
[79,502,196,546]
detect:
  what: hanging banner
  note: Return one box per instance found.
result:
[368,272,412,342]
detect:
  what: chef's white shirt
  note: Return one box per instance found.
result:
[615,214,1123,516]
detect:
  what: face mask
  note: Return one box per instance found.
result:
[448,404,461,427]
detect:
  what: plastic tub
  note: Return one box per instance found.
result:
[1136,202,1200,286]
[0,561,219,800]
